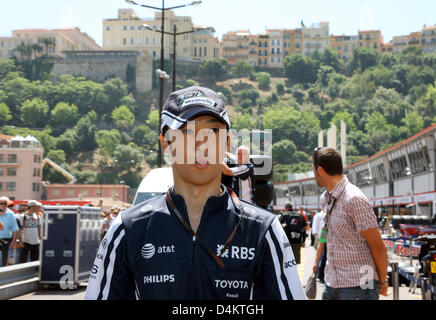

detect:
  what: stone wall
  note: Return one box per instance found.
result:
[51,50,152,93]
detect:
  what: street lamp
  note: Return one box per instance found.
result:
[144,24,214,91]
[125,0,202,168]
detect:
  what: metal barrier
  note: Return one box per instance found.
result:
[0,261,41,300]
[396,266,436,300]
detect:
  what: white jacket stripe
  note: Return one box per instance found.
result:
[269,218,307,300]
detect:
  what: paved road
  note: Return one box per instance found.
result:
[12,239,424,300]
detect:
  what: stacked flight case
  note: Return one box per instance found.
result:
[39,205,101,288]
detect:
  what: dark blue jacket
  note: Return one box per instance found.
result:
[85,186,305,300]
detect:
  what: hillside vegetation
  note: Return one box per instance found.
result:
[1,46,436,185]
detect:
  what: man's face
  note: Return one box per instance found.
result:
[163,115,228,186]
[0,200,7,215]
[29,206,40,214]
[313,162,324,188]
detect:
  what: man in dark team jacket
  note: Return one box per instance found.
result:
[85,86,306,300]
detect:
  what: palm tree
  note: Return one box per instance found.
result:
[40,37,55,56]
[31,43,43,60]
[14,43,27,61]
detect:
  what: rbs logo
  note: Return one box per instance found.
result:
[217,245,255,260]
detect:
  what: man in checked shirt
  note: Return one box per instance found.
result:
[311,147,389,300]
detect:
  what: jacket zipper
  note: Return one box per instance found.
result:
[192,235,196,265]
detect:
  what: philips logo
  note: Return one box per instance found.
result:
[144,274,175,284]
[217,245,255,260]
[141,243,155,259]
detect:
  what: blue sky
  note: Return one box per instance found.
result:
[1,0,435,46]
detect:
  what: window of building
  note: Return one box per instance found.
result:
[302,182,318,196]
[296,43,300,48]
[130,26,134,31]
[153,51,156,58]
[356,168,371,186]
[371,163,387,184]
[123,26,127,31]
[130,38,134,45]
[8,154,17,163]
[271,57,274,63]
[0,154,3,163]
[138,25,142,30]
[194,47,197,56]
[106,26,111,31]
[408,145,432,174]
[0,168,3,176]
[389,155,410,180]
[288,185,301,197]
[0,183,2,191]
[7,182,16,191]
[123,38,127,45]
[199,47,202,56]
[204,47,207,56]
[32,183,40,192]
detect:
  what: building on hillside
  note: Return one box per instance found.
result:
[357,30,383,51]
[391,35,409,53]
[103,8,218,62]
[221,30,252,65]
[257,34,269,67]
[302,21,330,57]
[381,42,393,53]
[421,25,436,53]
[3,28,101,59]
[330,34,358,60]
[0,135,44,200]
[283,28,303,57]
[266,29,284,67]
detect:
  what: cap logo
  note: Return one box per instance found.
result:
[176,91,204,107]
[180,97,217,110]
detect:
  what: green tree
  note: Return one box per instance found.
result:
[320,48,343,72]
[402,110,424,137]
[256,72,270,90]
[96,129,122,157]
[56,129,78,155]
[146,110,160,132]
[276,81,285,95]
[0,102,12,125]
[50,102,80,129]
[331,111,357,132]
[46,149,66,164]
[73,111,98,151]
[231,113,256,130]
[231,61,254,82]
[20,98,49,128]
[272,139,297,164]
[284,53,316,84]
[347,46,380,74]
[103,77,129,111]
[199,58,228,82]
[112,105,135,129]
[0,59,17,80]
[113,143,144,172]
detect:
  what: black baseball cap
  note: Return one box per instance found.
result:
[160,86,231,133]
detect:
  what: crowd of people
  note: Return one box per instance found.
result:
[0,197,42,267]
